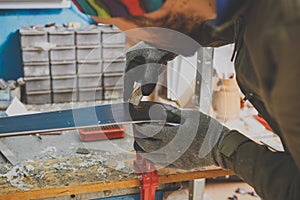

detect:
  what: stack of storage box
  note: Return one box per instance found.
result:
[49,27,77,103]
[101,25,126,100]
[19,25,126,104]
[20,27,52,104]
[76,26,103,102]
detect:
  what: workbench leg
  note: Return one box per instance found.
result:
[188,179,205,200]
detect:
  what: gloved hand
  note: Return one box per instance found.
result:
[124,41,177,100]
[134,108,232,170]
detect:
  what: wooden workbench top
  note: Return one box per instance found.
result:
[0,153,233,200]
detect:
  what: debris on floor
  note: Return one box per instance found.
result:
[235,187,258,197]
[205,182,261,200]
[228,195,238,200]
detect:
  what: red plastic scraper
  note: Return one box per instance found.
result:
[78,125,126,141]
[134,153,159,200]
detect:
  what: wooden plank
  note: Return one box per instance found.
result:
[0,169,232,200]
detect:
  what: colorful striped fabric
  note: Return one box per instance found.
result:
[72,0,166,18]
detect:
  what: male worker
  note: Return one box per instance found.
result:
[94,0,300,199]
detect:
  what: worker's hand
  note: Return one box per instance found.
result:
[124,41,177,100]
[134,108,231,170]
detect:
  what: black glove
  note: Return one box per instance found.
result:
[124,41,177,101]
[134,108,232,170]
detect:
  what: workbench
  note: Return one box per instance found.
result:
[0,101,233,200]
[0,154,232,199]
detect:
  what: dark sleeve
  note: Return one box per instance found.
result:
[189,20,235,47]
[223,134,300,200]
[140,20,235,57]
[220,22,300,200]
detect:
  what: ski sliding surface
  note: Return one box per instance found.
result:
[0,102,181,137]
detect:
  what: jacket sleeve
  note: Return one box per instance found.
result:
[142,20,235,57]
[189,20,235,48]
[220,22,300,200]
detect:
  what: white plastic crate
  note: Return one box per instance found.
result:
[76,27,101,46]
[78,87,103,101]
[77,60,102,74]
[77,74,102,88]
[25,90,51,104]
[103,59,125,73]
[103,86,123,100]
[51,61,76,75]
[52,89,77,103]
[22,47,49,62]
[52,75,77,90]
[19,27,48,48]
[50,46,75,61]
[101,26,126,45]
[76,45,101,61]
[23,61,50,77]
[49,29,75,46]
[103,73,124,87]
[102,45,125,60]
[24,76,51,92]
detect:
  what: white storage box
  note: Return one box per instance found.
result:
[76,45,101,60]
[103,59,125,73]
[19,27,48,48]
[77,60,102,74]
[78,87,103,101]
[102,45,125,60]
[52,89,77,103]
[50,46,75,61]
[101,26,126,44]
[22,47,49,62]
[23,61,50,77]
[103,86,123,100]
[52,75,77,90]
[76,27,101,46]
[103,73,124,87]
[49,29,75,46]
[25,90,51,104]
[77,74,102,88]
[51,61,76,75]
[24,76,51,92]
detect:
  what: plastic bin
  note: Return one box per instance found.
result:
[78,87,103,101]
[52,75,77,90]
[50,46,75,61]
[77,60,102,74]
[76,26,101,46]
[103,73,124,87]
[102,45,125,60]
[103,86,123,100]
[76,45,101,61]
[19,27,48,48]
[77,74,102,88]
[101,26,126,44]
[52,89,77,103]
[51,61,76,75]
[49,29,75,46]
[24,76,51,92]
[103,59,125,73]
[25,90,51,104]
[23,61,50,77]
[22,47,49,62]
